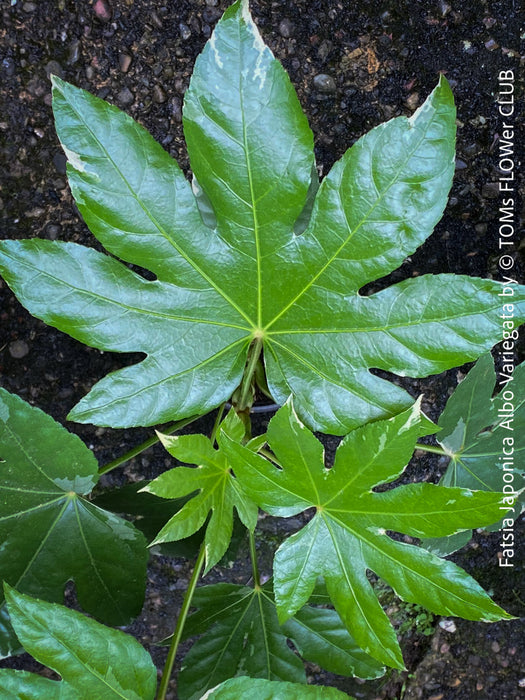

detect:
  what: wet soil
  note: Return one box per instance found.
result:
[0,0,524,698]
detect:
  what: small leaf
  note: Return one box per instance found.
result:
[0,585,157,700]
[201,676,353,699]
[224,400,513,668]
[142,411,257,572]
[0,389,148,656]
[422,356,525,554]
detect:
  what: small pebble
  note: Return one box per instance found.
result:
[22,2,36,12]
[68,40,80,65]
[455,158,467,170]
[482,182,499,199]
[405,92,420,110]
[438,619,456,633]
[45,223,62,240]
[93,0,112,23]
[52,152,67,175]
[485,38,499,51]
[45,60,63,79]
[313,73,336,94]
[279,18,293,38]
[491,641,500,653]
[2,57,16,77]
[119,53,132,73]
[438,0,451,17]
[171,96,182,122]
[152,85,167,103]
[117,87,134,107]
[179,23,191,41]
[9,340,29,359]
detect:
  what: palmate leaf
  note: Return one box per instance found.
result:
[142,410,257,572]
[0,586,157,700]
[202,677,353,699]
[222,399,513,669]
[424,355,525,555]
[0,389,148,658]
[0,1,524,434]
[176,582,383,700]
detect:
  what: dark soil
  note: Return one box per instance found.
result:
[0,0,524,698]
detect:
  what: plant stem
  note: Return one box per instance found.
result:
[415,442,448,456]
[249,530,261,589]
[156,544,206,700]
[97,415,199,476]
[238,336,263,410]
[210,403,226,446]
[258,447,282,467]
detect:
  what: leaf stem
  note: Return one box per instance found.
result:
[210,403,226,446]
[249,530,261,589]
[415,442,448,456]
[258,447,282,467]
[238,336,263,410]
[156,544,206,700]
[97,415,199,476]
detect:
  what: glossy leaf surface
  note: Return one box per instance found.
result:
[178,583,305,700]
[142,410,257,572]
[0,389,148,656]
[203,677,352,699]
[177,582,382,700]
[223,400,512,668]
[424,355,525,555]
[0,586,156,699]
[1,1,524,433]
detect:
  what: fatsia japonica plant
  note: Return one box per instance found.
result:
[0,0,524,698]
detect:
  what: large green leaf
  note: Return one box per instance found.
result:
[202,677,353,699]
[142,410,257,572]
[178,583,305,700]
[423,355,525,555]
[0,586,157,699]
[177,582,383,700]
[0,1,523,433]
[223,399,513,668]
[0,388,148,657]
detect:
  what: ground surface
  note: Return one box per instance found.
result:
[0,0,524,698]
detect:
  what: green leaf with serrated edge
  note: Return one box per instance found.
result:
[0,586,156,700]
[222,399,513,669]
[177,584,305,700]
[202,677,353,700]
[1,3,524,434]
[0,389,148,657]
[422,356,525,555]
[142,410,257,572]
[176,582,382,699]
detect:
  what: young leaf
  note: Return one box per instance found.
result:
[0,586,157,700]
[222,400,513,668]
[423,355,525,555]
[0,389,148,656]
[202,677,353,699]
[142,410,257,572]
[1,1,524,433]
[176,582,380,700]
